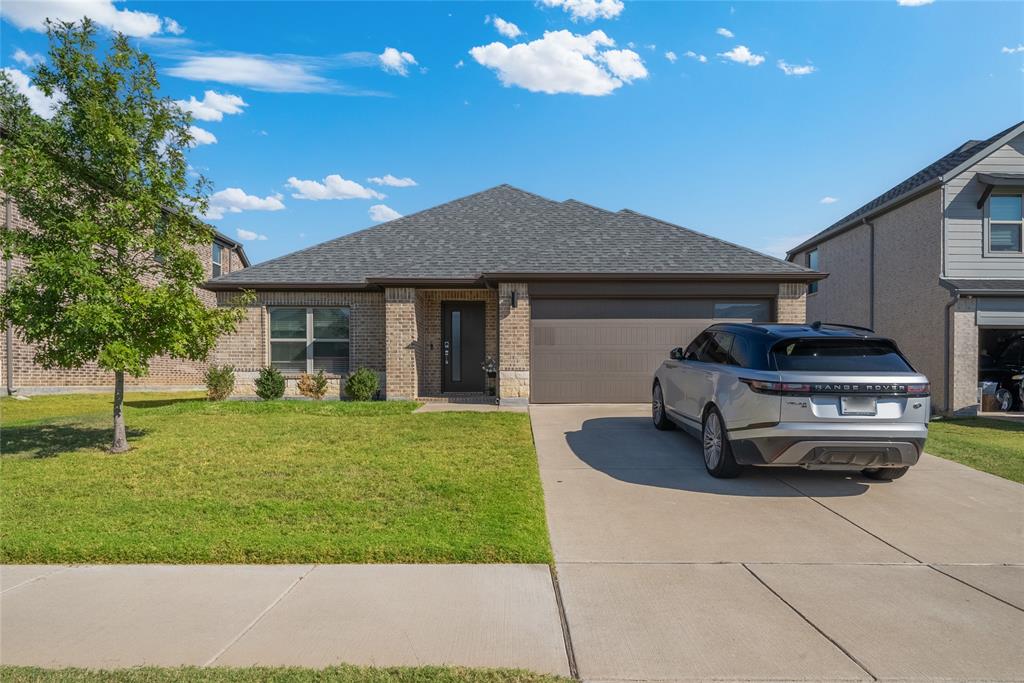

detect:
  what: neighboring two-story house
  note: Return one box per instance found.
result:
[788,121,1024,415]
[1,195,249,393]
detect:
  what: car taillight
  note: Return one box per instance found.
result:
[907,383,929,395]
[740,379,812,395]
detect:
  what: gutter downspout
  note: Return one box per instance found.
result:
[943,289,960,414]
[4,199,14,395]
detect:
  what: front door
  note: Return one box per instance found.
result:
[442,301,486,393]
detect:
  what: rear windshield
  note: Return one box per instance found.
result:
[771,339,914,373]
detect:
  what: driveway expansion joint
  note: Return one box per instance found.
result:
[549,565,580,679]
[927,564,1024,613]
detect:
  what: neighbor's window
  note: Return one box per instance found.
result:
[807,249,819,294]
[989,195,1023,253]
[269,307,351,374]
[212,243,223,277]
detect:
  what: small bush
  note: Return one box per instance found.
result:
[205,365,235,401]
[255,366,286,400]
[297,370,330,400]
[345,367,379,401]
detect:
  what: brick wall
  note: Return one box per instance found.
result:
[384,287,418,399]
[776,283,808,324]
[498,282,530,401]
[416,288,498,396]
[2,195,246,392]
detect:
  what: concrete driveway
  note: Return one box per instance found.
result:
[532,404,1024,682]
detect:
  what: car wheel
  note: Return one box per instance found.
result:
[702,407,741,478]
[862,466,909,481]
[652,382,674,431]
[995,388,1013,412]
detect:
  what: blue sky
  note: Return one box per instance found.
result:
[2,1,1022,264]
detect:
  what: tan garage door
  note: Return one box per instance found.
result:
[529,298,768,403]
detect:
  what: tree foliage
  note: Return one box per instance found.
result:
[0,19,249,450]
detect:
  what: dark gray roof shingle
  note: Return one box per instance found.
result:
[942,279,1024,294]
[209,185,814,287]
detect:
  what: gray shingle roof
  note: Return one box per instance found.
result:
[788,120,1024,258]
[942,279,1024,294]
[208,185,815,288]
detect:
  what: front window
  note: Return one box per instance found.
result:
[807,249,819,294]
[269,307,351,374]
[989,195,1023,253]
[212,243,223,277]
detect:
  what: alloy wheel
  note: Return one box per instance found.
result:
[703,411,722,469]
[653,386,664,423]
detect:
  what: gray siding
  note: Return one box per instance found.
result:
[944,133,1024,279]
[794,223,872,329]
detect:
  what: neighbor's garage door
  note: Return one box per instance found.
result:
[530,298,770,403]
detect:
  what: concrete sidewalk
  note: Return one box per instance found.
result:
[0,564,571,674]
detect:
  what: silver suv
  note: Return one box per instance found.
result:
[651,322,930,480]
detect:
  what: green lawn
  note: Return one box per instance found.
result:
[0,393,551,564]
[0,667,568,683]
[926,417,1024,483]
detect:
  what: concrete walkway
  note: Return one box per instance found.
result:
[532,404,1024,682]
[1,564,570,674]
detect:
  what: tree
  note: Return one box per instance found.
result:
[0,19,249,452]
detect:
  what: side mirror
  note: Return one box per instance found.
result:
[669,347,684,361]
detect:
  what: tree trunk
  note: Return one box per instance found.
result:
[110,370,129,453]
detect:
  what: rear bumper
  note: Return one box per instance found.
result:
[730,422,928,469]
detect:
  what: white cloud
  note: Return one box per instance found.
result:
[287,174,385,201]
[236,228,267,241]
[758,233,816,260]
[188,125,217,146]
[455,59,465,68]
[820,196,838,204]
[897,0,934,5]
[777,60,816,76]
[379,47,417,76]
[205,188,285,220]
[716,27,735,38]
[176,90,247,122]
[488,16,522,39]
[368,174,417,187]
[167,54,334,93]
[1002,45,1024,54]
[469,30,647,96]
[717,45,765,66]
[12,48,43,67]
[369,204,403,222]
[684,50,708,63]
[1,67,62,118]
[0,0,167,37]
[539,0,624,22]
[163,17,185,35]
[664,51,678,63]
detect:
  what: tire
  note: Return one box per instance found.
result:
[862,466,909,481]
[652,382,675,431]
[702,407,741,478]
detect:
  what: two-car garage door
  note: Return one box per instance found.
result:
[529,298,770,403]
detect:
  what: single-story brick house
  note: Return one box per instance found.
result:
[206,185,824,403]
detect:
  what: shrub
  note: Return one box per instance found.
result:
[255,366,286,400]
[204,365,236,401]
[298,370,330,400]
[345,367,379,401]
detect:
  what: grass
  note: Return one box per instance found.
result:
[0,666,569,683]
[0,392,551,564]
[926,417,1024,483]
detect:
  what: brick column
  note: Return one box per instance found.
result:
[776,283,807,324]
[498,282,530,403]
[385,287,418,400]
[950,297,979,416]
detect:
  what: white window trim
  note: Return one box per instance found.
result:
[212,243,224,276]
[268,306,351,375]
[984,192,1024,258]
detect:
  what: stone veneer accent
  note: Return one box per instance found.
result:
[776,283,808,324]
[950,296,979,416]
[384,287,418,400]
[498,282,530,401]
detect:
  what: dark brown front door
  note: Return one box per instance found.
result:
[442,301,485,393]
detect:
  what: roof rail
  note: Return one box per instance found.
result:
[810,321,875,333]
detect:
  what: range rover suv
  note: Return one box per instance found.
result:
[651,322,930,480]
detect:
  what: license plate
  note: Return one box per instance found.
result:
[841,396,877,416]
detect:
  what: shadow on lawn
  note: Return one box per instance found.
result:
[124,397,204,409]
[1,424,146,458]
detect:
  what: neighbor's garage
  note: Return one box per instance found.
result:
[529,289,773,403]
